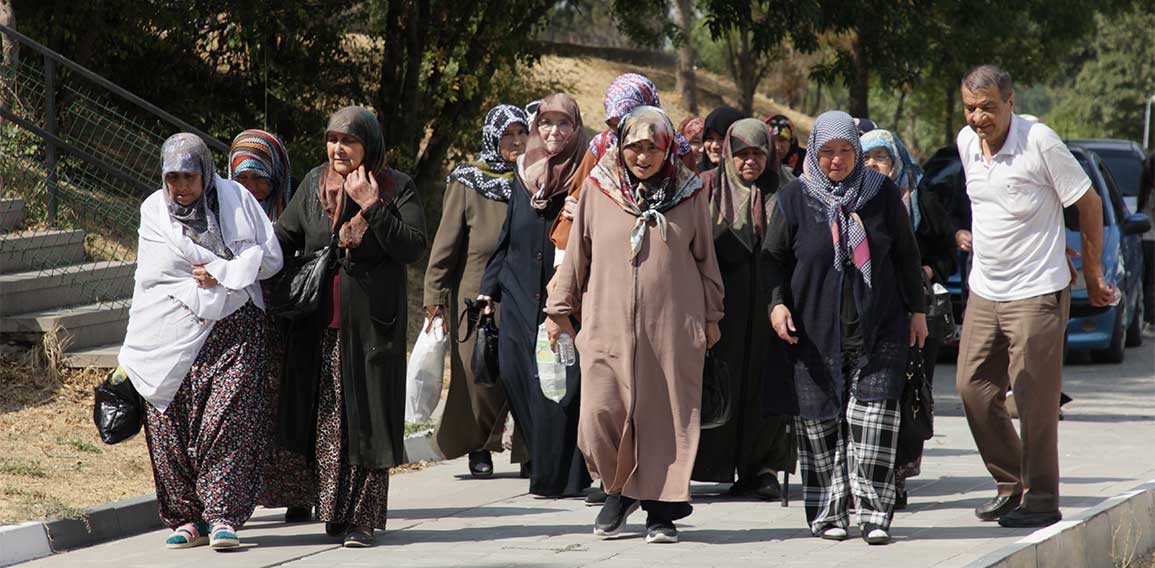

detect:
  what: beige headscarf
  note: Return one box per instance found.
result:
[518,93,588,210]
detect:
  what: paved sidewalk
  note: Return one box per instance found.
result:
[21,347,1155,567]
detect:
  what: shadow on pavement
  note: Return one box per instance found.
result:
[391,506,568,520]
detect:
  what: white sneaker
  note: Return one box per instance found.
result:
[819,526,848,541]
[1142,322,1155,339]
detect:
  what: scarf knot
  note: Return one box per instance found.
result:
[629,209,668,261]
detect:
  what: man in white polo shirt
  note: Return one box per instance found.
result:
[955,64,1113,529]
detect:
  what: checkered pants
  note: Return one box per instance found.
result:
[797,393,900,533]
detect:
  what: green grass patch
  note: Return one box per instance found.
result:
[404,421,435,437]
[56,437,103,454]
[0,459,48,478]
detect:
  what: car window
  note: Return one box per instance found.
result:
[1094,154,1128,219]
[1067,154,1109,230]
[1095,148,1142,197]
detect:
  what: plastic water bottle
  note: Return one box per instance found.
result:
[556,333,576,367]
[535,324,567,402]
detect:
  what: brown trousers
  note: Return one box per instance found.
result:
[956,288,1070,512]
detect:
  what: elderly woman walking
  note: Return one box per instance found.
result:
[425,104,529,478]
[764,111,927,545]
[861,128,956,510]
[119,133,283,550]
[276,106,427,547]
[546,106,724,544]
[227,129,318,523]
[692,118,794,500]
[478,93,592,498]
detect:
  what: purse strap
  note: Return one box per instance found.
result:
[458,299,485,343]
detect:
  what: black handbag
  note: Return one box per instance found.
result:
[267,232,338,320]
[899,348,934,446]
[700,349,733,430]
[93,367,144,445]
[460,299,500,385]
[924,276,956,340]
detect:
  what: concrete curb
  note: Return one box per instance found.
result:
[966,479,1155,568]
[0,433,444,566]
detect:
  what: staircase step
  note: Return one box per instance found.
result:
[0,230,87,274]
[65,342,121,369]
[0,261,135,316]
[0,198,25,231]
[0,301,130,350]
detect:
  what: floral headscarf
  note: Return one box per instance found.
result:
[588,73,692,161]
[589,106,702,260]
[447,104,529,202]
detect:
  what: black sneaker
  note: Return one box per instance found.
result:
[284,506,312,523]
[343,527,375,548]
[593,494,639,537]
[468,450,494,478]
[997,507,1062,528]
[325,521,349,537]
[894,489,908,511]
[645,520,678,544]
[750,473,782,501]
[585,484,607,506]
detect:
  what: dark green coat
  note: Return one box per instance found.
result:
[274,165,427,470]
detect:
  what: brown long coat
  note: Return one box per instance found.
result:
[546,180,725,502]
[423,181,520,460]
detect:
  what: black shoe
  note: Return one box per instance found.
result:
[894,489,908,511]
[519,461,532,479]
[343,527,375,548]
[593,493,639,537]
[468,450,494,478]
[285,506,312,523]
[750,474,782,501]
[998,507,1062,528]
[975,493,1022,521]
[645,520,678,544]
[325,521,349,537]
[861,523,891,545]
[585,484,607,506]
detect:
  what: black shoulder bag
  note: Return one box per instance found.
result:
[267,231,338,320]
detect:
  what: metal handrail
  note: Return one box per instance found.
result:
[0,106,154,196]
[0,23,228,153]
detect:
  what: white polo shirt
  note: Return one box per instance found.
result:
[957,114,1091,301]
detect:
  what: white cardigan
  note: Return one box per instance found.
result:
[118,175,283,410]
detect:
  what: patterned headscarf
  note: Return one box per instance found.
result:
[588,73,692,161]
[802,111,886,287]
[861,129,925,230]
[710,118,777,252]
[678,116,705,144]
[589,106,702,260]
[161,133,232,259]
[228,129,292,221]
[700,106,747,172]
[520,93,588,210]
[320,106,389,224]
[447,104,529,202]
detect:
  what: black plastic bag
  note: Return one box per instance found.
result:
[93,367,144,445]
[460,299,500,385]
[700,349,733,430]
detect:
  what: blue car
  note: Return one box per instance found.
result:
[930,144,1151,363]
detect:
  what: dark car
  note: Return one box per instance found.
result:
[925,144,1151,363]
[1066,139,1147,213]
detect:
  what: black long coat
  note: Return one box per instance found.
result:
[274,165,427,470]
[479,179,590,497]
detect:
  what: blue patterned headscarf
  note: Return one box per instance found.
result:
[861,129,924,229]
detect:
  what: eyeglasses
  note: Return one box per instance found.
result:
[864,153,893,165]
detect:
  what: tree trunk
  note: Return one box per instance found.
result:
[673,0,698,115]
[737,32,755,115]
[848,35,869,118]
[892,86,907,133]
[944,85,956,147]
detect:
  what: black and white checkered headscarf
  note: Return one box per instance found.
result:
[801,111,885,287]
[447,104,529,202]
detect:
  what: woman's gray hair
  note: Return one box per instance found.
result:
[962,64,1013,101]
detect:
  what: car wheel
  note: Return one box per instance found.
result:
[1126,288,1143,347]
[1091,308,1126,364]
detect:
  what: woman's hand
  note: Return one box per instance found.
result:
[922,265,934,280]
[955,229,973,253]
[477,295,494,315]
[562,195,578,221]
[424,305,448,334]
[191,264,218,289]
[910,312,929,348]
[770,304,798,345]
[545,314,577,352]
[344,165,381,210]
[705,321,721,348]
